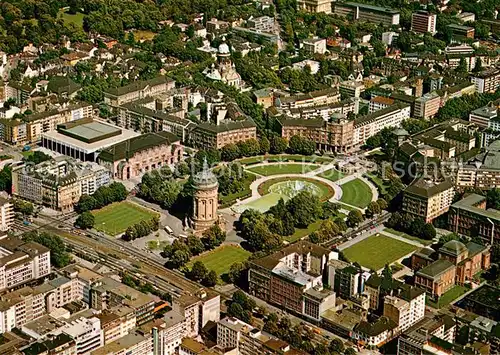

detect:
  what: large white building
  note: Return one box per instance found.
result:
[0,197,13,231]
[56,317,103,355]
[471,68,500,94]
[158,311,187,355]
[353,103,411,146]
[0,235,51,292]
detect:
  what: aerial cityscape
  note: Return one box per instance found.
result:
[0,0,499,354]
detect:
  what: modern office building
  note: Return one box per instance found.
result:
[411,11,437,34]
[469,105,498,128]
[447,24,475,38]
[402,177,455,223]
[333,2,400,26]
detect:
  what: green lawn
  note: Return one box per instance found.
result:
[246,164,320,176]
[364,173,388,194]
[427,285,468,309]
[285,220,322,243]
[21,151,34,158]
[343,234,418,271]
[318,168,345,182]
[58,10,85,29]
[340,179,373,208]
[383,228,433,246]
[189,245,251,277]
[92,202,159,236]
[238,155,332,165]
[147,240,169,250]
[257,177,334,201]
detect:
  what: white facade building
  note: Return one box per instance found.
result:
[57,317,103,355]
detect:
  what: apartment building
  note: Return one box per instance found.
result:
[353,103,411,146]
[333,2,400,26]
[471,68,500,94]
[60,265,104,305]
[20,333,77,355]
[455,140,500,190]
[414,92,440,120]
[469,105,497,128]
[383,288,426,332]
[103,76,175,107]
[276,88,340,110]
[5,82,35,104]
[369,96,395,113]
[402,177,454,223]
[157,311,187,355]
[278,116,355,152]
[247,16,275,32]
[90,330,151,355]
[411,11,437,34]
[329,261,363,299]
[303,38,327,55]
[0,235,51,292]
[0,103,93,145]
[339,80,365,98]
[95,306,137,345]
[296,0,332,13]
[189,119,257,150]
[90,277,156,326]
[217,317,305,355]
[0,286,47,333]
[0,197,13,231]
[398,315,456,355]
[11,158,111,212]
[248,241,335,321]
[286,99,357,120]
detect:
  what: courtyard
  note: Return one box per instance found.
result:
[342,234,418,271]
[92,201,159,236]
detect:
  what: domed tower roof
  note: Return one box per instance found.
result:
[440,240,467,256]
[193,158,218,188]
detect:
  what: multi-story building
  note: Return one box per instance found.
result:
[56,317,103,355]
[90,330,151,355]
[248,241,335,321]
[296,0,332,13]
[5,82,35,104]
[252,88,274,109]
[352,317,398,347]
[60,265,104,305]
[98,131,183,180]
[402,177,455,223]
[275,88,340,110]
[458,12,475,23]
[455,140,500,190]
[90,277,155,326]
[333,2,400,26]
[278,116,355,153]
[369,96,395,113]
[20,333,77,355]
[217,317,305,355]
[0,103,93,145]
[414,239,490,299]
[471,68,500,94]
[188,119,257,150]
[411,11,437,34]
[286,99,357,120]
[414,92,441,120]
[448,193,500,243]
[247,16,275,32]
[447,24,475,38]
[383,288,426,332]
[339,80,365,98]
[156,311,187,355]
[0,235,51,292]
[397,315,456,355]
[469,105,497,129]
[11,158,111,212]
[353,103,411,146]
[0,286,47,333]
[0,197,14,231]
[303,38,327,55]
[95,306,137,345]
[103,77,175,107]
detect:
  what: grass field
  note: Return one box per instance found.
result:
[257,177,334,201]
[246,163,320,176]
[131,30,157,41]
[189,245,251,277]
[92,202,159,236]
[238,155,332,165]
[318,168,345,182]
[58,10,85,29]
[383,228,433,246]
[427,285,468,309]
[285,220,322,243]
[343,234,418,271]
[340,179,373,208]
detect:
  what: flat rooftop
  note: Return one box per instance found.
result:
[42,119,139,154]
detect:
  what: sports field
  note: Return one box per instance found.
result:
[92,202,159,236]
[318,168,344,182]
[189,245,251,276]
[339,178,373,208]
[246,163,319,176]
[342,234,418,271]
